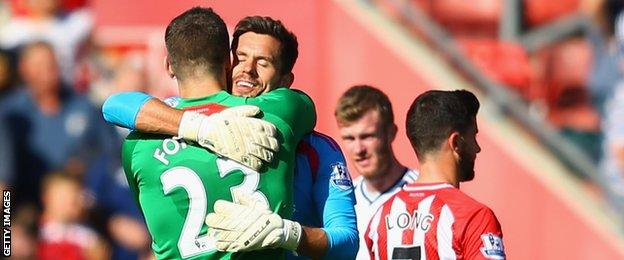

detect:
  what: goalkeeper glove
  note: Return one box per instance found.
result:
[205,192,302,252]
[178,105,279,171]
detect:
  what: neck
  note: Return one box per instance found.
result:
[364,155,407,193]
[177,75,226,99]
[31,88,60,115]
[41,211,69,224]
[416,153,459,188]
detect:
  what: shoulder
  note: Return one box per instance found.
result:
[2,88,29,105]
[262,88,314,109]
[0,89,31,114]
[0,19,30,48]
[437,188,493,218]
[298,132,348,173]
[301,131,342,157]
[276,88,312,101]
[66,8,93,23]
[124,131,168,143]
[254,87,303,100]
[61,88,94,107]
[245,88,315,120]
[353,176,364,189]
[303,131,343,153]
[122,132,168,150]
[64,92,101,117]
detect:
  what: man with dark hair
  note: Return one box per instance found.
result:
[119,7,316,259]
[365,90,506,259]
[164,7,230,80]
[104,14,357,260]
[335,85,418,259]
[230,16,297,97]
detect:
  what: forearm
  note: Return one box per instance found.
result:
[318,193,359,259]
[297,223,359,260]
[135,99,183,136]
[102,92,183,136]
[297,226,328,259]
[102,92,152,130]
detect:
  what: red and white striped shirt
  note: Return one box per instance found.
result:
[365,183,505,260]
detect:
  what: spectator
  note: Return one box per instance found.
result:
[598,9,624,220]
[335,85,418,260]
[587,0,624,115]
[85,51,151,260]
[0,41,115,210]
[38,172,109,260]
[84,154,152,260]
[600,80,624,217]
[0,0,93,84]
[0,49,17,99]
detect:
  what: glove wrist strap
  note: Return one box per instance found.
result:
[179,111,203,142]
[281,219,302,252]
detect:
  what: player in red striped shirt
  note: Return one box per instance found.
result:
[365,90,506,260]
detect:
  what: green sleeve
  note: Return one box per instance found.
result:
[121,132,142,209]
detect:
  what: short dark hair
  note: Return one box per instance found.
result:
[231,16,298,75]
[335,85,395,128]
[406,90,480,159]
[165,7,229,80]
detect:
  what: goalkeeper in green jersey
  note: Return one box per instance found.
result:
[121,7,316,259]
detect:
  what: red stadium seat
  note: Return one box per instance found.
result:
[9,0,29,16]
[457,38,533,97]
[545,38,593,107]
[9,0,89,16]
[524,0,579,27]
[528,38,599,131]
[430,0,502,38]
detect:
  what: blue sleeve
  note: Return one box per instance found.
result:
[102,92,153,129]
[310,135,359,259]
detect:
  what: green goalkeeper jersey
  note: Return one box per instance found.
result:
[121,89,316,260]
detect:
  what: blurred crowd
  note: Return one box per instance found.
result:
[1,0,624,259]
[0,0,153,259]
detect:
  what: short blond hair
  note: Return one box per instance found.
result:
[335,85,395,128]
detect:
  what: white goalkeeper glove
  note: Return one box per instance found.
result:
[205,192,302,252]
[178,105,279,171]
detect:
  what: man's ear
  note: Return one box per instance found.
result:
[164,55,175,79]
[449,132,462,154]
[280,72,294,88]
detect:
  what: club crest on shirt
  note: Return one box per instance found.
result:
[330,162,353,190]
[480,233,505,259]
[163,96,180,107]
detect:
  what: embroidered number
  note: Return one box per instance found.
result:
[161,160,268,257]
[161,167,214,258]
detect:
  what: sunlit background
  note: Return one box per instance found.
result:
[0,0,623,259]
